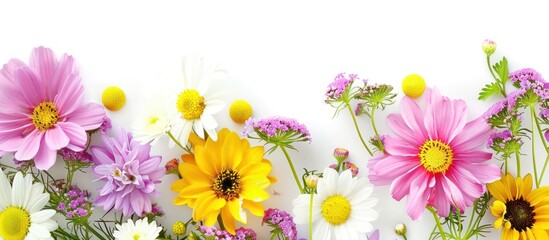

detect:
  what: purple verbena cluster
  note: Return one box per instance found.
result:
[234,227,257,240]
[325,72,357,100]
[262,208,298,240]
[57,185,93,220]
[59,148,93,164]
[198,225,233,240]
[242,117,311,143]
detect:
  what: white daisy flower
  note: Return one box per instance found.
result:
[170,54,226,147]
[112,219,162,240]
[0,171,58,240]
[133,94,178,145]
[293,168,379,240]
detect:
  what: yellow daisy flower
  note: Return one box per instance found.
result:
[171,128,275,234]
[487,173,549,240]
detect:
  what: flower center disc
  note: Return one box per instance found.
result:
[32,101,59,131]
[0,206,31,240]
[419,140,454,173]
[321,195,351,225]
[176,89,205,120]
[505,198,535,232]
[213,169,241,201]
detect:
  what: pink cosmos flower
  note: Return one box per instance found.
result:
[90,128,164,216]
[368,88,501,220]
[0,47,106,170]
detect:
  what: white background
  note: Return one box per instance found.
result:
[1,1,549,239]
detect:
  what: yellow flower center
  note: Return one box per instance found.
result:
[0,206,31,240]
[229,100,253,124]
[133,234,141,240]
[176,89,205,120]
[102,86,126,111]
[149,116,159,124]
[505,198,535,232]
[321,195,351,225]
[419,140,453,173]
[32,101,59,131]
[213,169,241,201]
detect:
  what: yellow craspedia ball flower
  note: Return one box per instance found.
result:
[172,221,186,236]
[102,86,126,111]
[402,74,426,98]
[229,100,252,124]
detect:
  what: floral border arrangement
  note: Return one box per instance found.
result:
[1,41,548,240]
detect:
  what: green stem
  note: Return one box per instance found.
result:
[427,206,447,240]
[218,215,226,231]
[370,104,385,152]
[540,155,549,185]
[280,146,304,193]
[532,107,549,185]
[530,107,540,187]
[83,223,107,240]
[346,104,373,156]
[486,56,506,97]
[515,151,521,177]
[309,191,314,240]
[504,155,509,174]
[167,131,191,153]
[464,201,477,237]
[402,235,408,240]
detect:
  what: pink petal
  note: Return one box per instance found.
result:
[34,137,57,170]
[405,172,431,220]
[451,117,492,151]
[387,114,424,146]
[429,178,451,217]
[29,47,58,89]
[400,96,428,140]
[369,155,418,186]
[45,125,70,150]
[14,67,44,107]
[424,90,468,143]
[65,103,106,130]
[50,53,79,97]
[56,121,87,151]
[446,167,484,206]
[54,73,84,116]
[439,174,465,212]
[130,191,145,215]
[384,136,419,156]
[14,129,43,160]
[90,146,115,165]
[390,167,424,200]
[453,150,492,163]
[453,161,501,183]
[0,136,24,152]
[0,59,27,102]
[139,156,162,174]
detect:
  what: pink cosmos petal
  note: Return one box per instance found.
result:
[0,136,24,152]
[51,54,79,97]
[0,59,27,101]
[429,179,451,217]
[34,137,58,170]
[451,117,492,151]
[387,114,424,146]
[45,125,70,150]
[56,121,87,151]
[453,161,501,183]
[383,136,419,157]
[445,168,484,206]
[65,103,106,130]
[55,73,84,116]
[14,129,43,160]
[406,172,431,220]
[390,167,424,200]
[453,150,492,163]
[369,155,418,186]
[400,96,428,139]
[29,47,58,89]
[439,174,465,212]
[424,92,468,143]
[14,67,44,107]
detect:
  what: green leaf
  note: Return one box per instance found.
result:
[478,82,501,100]
[493,57,509,85]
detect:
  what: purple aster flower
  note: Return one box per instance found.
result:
[0,47,106,170]
[325,72,358,100]
[262,208,298,240]
[90,128,164,216]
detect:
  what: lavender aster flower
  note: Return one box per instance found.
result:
[262,208,298,240]
[91,128,164,216]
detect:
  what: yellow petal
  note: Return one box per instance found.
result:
[526,228,535,240]
[528,187,549,206]
[504,174,518,200]
[173,196,190,206]
[244,146,265,165]
[222,132,244,170]
[502,228,519,240]
[221,205,236,235]
[180,163,211,183]
[531,226,549,239]
[204,209,220,227]
[194,145,217,177]
[181,154,196,165]
[243,200,265,216]
[171,179,188,192]
[491,200,507,218]
[227,198,247,224]
[488,179,511,202]
[194,194,226,221]
[521,174,533,197]
[179,183,213,198]
[188,132,206,148]
[241,185,270,202]
[494,217,504,229]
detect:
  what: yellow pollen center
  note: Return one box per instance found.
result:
[149,116,159,124]
[113,169,121,177]
[419,140,454,173]
[176,89,205,120]
[321,195,351,225]
[0,206,31,240]
[213,169,241,201]
[133,234,141,240]
[32,101,59,131]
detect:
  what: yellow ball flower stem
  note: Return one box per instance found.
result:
[486,56,506,97]
[280,146,304,194]
[309,191,314,240]
[346,104,373,157]
[427,206,447,240]
[370,103,385,153]
[167,131,191,154]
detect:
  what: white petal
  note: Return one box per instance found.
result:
[203,100,225,115]
[27,192,49,214]
[204,126,218,141]
[177,121,193,146]
[313,220,330,240]
[27,223,53,238]
[193,120,204,138]
[39,219,58,231]
[200,114,218,129]
[11,172,28,207]
[350,208,379,222]
[338,170,354,197]
[31,209,56,223]
[334,225,351,240]
[322,168,339,196]
[0,170,12,210]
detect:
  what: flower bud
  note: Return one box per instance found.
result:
[165,158,179,175]
[305,175,319,189]
[172,221,186,236]
[333,148,349,162]
[483,39,496,56]
[394,223,407,236]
